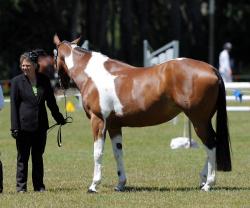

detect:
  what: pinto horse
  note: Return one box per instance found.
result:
[53,35,231,192]
[35,49,55,80]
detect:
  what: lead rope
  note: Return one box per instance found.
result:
[48,84,73,147]
[57,89,73,147]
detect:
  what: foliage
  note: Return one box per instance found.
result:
[0,0,250,80]
[0,97,250,207]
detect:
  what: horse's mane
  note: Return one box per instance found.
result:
[75,46,90,54]
[73,44,135,68]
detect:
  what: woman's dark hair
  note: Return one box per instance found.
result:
[33,49,47,57]
[20,51,40,70]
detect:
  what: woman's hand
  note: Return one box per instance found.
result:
[11,129,19,139]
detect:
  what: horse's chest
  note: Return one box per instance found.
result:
[84,54,123,118]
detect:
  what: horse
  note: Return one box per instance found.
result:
[33,48,56,80]
[53,34,231,193]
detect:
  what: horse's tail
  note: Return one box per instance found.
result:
[216,78,232,171]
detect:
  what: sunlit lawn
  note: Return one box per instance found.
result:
[0,96,250,207]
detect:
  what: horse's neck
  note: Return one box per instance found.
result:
[67,50,89,88]
[69,51,136,92]
[69,68,88,92]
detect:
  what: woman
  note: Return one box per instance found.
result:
[10,51,65,193]
[0,84,4,193]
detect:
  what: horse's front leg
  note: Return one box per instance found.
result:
[109,128,127,191]
[88,115,106,193]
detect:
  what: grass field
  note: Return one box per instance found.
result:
[0,96,250,207]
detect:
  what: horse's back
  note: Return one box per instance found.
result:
[107,58,220,127]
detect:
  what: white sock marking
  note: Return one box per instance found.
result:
[89,138,105,192]
[111,135,126,184]
[93,138,105,182]
[200,158,208,186]
[202,146,216,191]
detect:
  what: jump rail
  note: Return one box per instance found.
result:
[225,82,250,112]
[4,83,250,113]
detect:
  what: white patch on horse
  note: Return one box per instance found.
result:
[85,52,123,118]
[176,57,186,61]
[65,44,77,70]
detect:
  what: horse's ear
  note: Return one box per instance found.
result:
[53,34,61,46]
[71,36,81,45]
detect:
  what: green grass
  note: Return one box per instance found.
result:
[0,97,250,207]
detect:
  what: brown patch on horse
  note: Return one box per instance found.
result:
[104,59,136,74]
[104,63,181,127]
[166,59,218,111]
[81,80,102,119]
[90,114,105,141]
[53,34,61,45]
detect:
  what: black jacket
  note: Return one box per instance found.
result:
[11,73,64,132]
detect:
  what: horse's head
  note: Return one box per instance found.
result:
[53,34,81,89]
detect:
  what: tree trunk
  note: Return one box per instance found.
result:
[120,0,134,63]
[86,0,97,45]
[169,0,181,41]
[98,0,109,52]
[70,0,82,40]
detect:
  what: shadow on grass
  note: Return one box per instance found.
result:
[213,186,250,191]
[114,186,199,192]
[47,186,84,192]
[111,186,250,193]
[4,186,250,195]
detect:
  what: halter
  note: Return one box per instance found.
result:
[28,51,39,63]
[53,41,75,72]
[53,42,67,89]
[53,48,58,69]
[50,42,73,147]
[53,41,67,70]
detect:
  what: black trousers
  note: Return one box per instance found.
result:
[16,130,47,192]
[0,160,3,193]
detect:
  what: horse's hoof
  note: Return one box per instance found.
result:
[201,184,211,192]
[114,180,126,192]
[114,187,124,192]
[87,189,97,194]
[114,185,125,192]
[199,182,206,189]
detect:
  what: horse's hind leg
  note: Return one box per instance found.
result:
[200,157,208,188]
[193,121,216,191]
[108,128,127,191]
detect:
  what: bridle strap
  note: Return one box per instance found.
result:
[47,89,73,147]
[48,50,73,147]
[49,42,73,147]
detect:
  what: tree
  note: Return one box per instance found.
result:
[0,0,250,80]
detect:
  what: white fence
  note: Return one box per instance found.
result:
[143,40,179,67]
[225,82,250,112]
[4,82,250,113]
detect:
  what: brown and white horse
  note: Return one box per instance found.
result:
[53,35,231,192]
